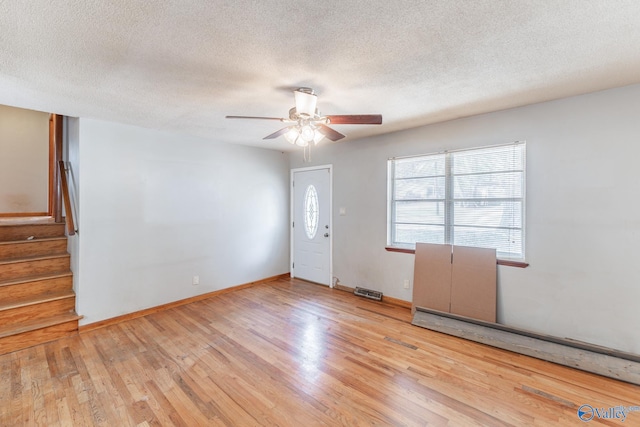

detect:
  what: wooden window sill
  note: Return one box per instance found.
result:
[384,246,529,268]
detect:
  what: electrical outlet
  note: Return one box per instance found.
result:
[403,279,410,289]
[192,275,199,286]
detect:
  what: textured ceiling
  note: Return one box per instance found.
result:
[2,1,640,151]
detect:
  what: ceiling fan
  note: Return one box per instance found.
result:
[226,87,382,147]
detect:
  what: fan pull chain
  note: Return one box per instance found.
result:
[303,143,312,162]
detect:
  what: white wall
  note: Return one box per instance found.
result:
[291,83,640,354]
[66,117,80,294]
[75,119,289,325]
[0,105,49,213]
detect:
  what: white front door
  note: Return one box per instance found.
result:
[291,166,332,286]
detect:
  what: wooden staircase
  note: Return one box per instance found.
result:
[0,221,81,354]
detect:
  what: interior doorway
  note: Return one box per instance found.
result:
[0,105,59,218]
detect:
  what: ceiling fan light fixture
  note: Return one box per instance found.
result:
[294,88,317,117]
[313,131,324,145]
[284,127,299,144]
[300,124,316,143]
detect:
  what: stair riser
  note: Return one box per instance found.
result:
[0,320,78,355]
[0,297,75,326]
[0,275,73,301]
[0,223,66,242]
[0,239,68,260]
[0,257,70,281]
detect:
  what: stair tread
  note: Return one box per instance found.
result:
[0,218,57,226]
[0,236,67,246]
[0,290,75,312]
[0,271,73,288]
[0,252,70,265]
[0,312,82,339]
[0,215,55,226]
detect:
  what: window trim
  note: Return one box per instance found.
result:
[384,245,529,268]
[387,141,526,263]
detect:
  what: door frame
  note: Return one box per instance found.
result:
[0,111,59,218]
[290,164,333,287]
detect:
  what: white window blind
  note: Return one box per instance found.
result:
[388,142,526,260]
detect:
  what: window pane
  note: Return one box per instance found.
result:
[453,172,523,199]
[395,201,445,224]
[452,201,522,228]
[394,155,445,179]
[453,226,523,258]
[394,177,446,200]
[394,224,445,245]
[453,145,524,175]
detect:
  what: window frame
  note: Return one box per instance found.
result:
[387,141,526,263]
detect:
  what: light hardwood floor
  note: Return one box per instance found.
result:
[1,278,638,426]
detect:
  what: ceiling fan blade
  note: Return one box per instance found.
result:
[263,126,292,140]
[318,124,346,142]
[226,115,285,121]
[326,114,383,125]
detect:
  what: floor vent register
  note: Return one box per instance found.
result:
[354,287,383,301]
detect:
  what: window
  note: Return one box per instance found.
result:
[388,142,526,260]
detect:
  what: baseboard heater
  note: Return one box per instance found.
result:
[354,287,383,301]
[412,307,640,386]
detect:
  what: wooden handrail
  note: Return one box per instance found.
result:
[51,114,64,221]
[58,160,76,236]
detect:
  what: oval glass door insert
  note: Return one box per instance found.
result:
[304,184,319,239]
